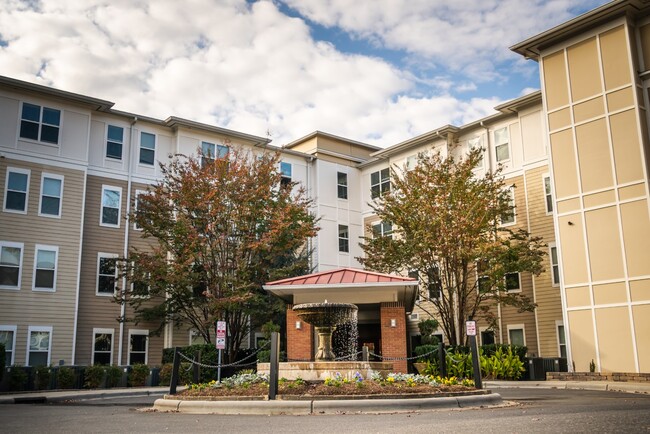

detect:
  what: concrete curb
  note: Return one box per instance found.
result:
[485,381,650,395]
[153,393,504,415]
[0,387,168,404]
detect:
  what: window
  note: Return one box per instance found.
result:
[494,127,510,162]
[280,162,292,188]
[468,136,483,168]
[201,141,228,167]
[426,265,442,299]
[0,241,23,289]
[406,155,417,171]
[190,330,207,346]
[139,132,156,165]
[33,245,58,291]
[505,272,521,292]
[106,125,124,160]
[550,245,560,286]
[101,185,122,227]
[543,175,553,214]
[338,224,349,253]
[501,186,515,225]
[370,168,390,199]
[409,313,420,321]
[133,190,146,231]
[0,326,16,365]
[27,326,52,366]
[508,326,525,347]
[129,330,148,365]
[480,330,495,345]
[20,103,61,144]
[337,172,348,199]
[4,168,30,213]
[39,174,63,217]
[97,253,118,296]
[131,267,150,298]
[557,323,567,358]
[372,221,393,238]
[92,328,113,365]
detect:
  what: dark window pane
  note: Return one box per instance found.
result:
[107,125,123,142]
[338,185,347,199]
[94,352,111,365]
[132,281,149,297]
[20,121,39,140]
[98,275,115,294]
[106,141,122,159]
[337,172,347,186]
[380,168,389,182]
[217,144,229,158]
[40,125,59,144]
[131,335,147,352]
[22,103,40,121]
[370,171,379,185]
[130,352,146,365]
[338,238,349,253]
[371,185,380,199]
[99,258,116,275]
[139,148,155,165]
[141,132,155,149]
[8,172,28,191]
[42,107,60,126]
[29,352,48,366]
[505,273,520,291]
[35,269,54,289]
[102,207,118,225]
[94,334,112,352]
[481,331,495,345]
[41,196,60,215]
[0,266,19,286]
[5,191,26,211]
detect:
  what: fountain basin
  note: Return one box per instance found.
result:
[293,302,358,361]
[257,361,393,382]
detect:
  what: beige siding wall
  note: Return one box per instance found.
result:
[0,158,84,365]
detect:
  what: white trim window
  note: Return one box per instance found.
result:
[337,172,348,200]
[0,241,24,290]
[338,224,349,253]
[96,253,118,296]
[543,175,553,214]
[189,330,207,346]
[4,167,30,213]
[406,154,417,171]
[92,328,114,365]
[131,266,150,298]
[468,136,483,169]
[106,125,124,160]
[372,221,393,239]
[507,325,526,347]
[280,162,292,188]
[27,326,52,366]
[370,168,390,199]
[128,329,149,365]
[201,141,228,167]
[39,173,63,217]
[480,328,496,345]
[133,189,146,231]
[33,244,58,291]
[505,272,521,293]
[549,244,560,287]
[494,127,510,162]
[0,325,17,366]
[139,132,156,166]
[501,186,516,226]
[556,322,567,358]
[20,102,61,145]
[100,185,122,227]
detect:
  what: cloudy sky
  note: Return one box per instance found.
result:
[0,0,608,147]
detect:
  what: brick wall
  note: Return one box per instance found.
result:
[286,305,313,361]
[380,302,407,373]
[547,372,650,382]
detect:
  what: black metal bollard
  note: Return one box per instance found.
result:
[268,332,280,400]
[193,350,200,384]
[170,346,181,395]
[438,342,447,378]
[469,335,483,389]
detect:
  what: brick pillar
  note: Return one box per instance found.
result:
[286,304,313,361]
[380,302,408,373]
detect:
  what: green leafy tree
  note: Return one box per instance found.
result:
[359,148,545,345]
[118,147,318,362]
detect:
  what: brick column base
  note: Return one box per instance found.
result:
[380,302,408,373]
[286,304,313,361]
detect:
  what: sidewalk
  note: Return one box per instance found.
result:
[0,386,170,404]
[485,380,650,395]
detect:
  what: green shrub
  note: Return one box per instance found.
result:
[446,351,473,378]
[480,346,525,380]
[481,344,527,361]
[57,367,75,389]
[34,366,51,390]
[105,365,123,388]
[0,343,5,382]
[128,364,149,387]
[417,319,440,345]
[9,367,28,391]
[84,365,106,388]
[414,344,439,363]
[159,362,192,386]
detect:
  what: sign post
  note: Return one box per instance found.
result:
[216,320,226,384]
[466,319,483,389]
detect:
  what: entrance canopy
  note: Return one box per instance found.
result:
[263,267,418,312]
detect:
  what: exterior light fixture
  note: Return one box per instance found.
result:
[296,321,302,330]
[390,319,397,327]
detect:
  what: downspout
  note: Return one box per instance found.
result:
[118,116,137,365]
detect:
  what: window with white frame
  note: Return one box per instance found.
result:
[20,103,61,144]
[131,266,150,298]
[280,162,292,188]
[4,167,30,213]
[338,224,349,253]
[39,173,63,217]
[372,221,393,238]
[337,172,348,199]
[543,175,553,214]
[494,127,510,162]
[501,186,515,225]
[557,323,567,358]
[129,330,148,365]
[133,190,146,231]
[0,326,16,366]
[468,136,483,168]
[106,125,124,160]
[370,168,390,199]
[27,326,52,366]
[406,155,417,171]
[189,330,207,345]
[0,241,23,289]
[550,244,560,286]
[507,326,525,347]
[139,132,156,166]
[101,185,122,227]
[92,328,113,365]
[505,272,521,292]
[201,141,228,167]
[97,253,118,295]
[33,245,58,291]
[480,329,495,345]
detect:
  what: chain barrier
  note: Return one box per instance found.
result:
[334,350,363,361]
[176,340,270,369]
[368,345,440,362]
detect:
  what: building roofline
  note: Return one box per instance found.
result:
[283,130,381,152]
[164,116,271,147]
[369,125,460,159]
[511,0,650,59]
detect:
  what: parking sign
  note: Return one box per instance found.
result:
[216,321,226,349]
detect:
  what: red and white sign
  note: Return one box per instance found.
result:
[216,321,226,350]
[466,320,477,337]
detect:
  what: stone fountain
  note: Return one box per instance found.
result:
[293,302,358,361]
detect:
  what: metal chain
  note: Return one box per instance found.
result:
[176,340,271,369]
[368,345,440,362]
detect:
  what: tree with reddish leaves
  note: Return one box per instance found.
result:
[119,147,318,362]
[359,147,545,346]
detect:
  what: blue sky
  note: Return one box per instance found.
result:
[0,0,608,147]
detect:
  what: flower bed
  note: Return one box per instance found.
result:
[177,371,476,399]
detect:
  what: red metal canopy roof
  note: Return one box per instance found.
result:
[265,267,415,286]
